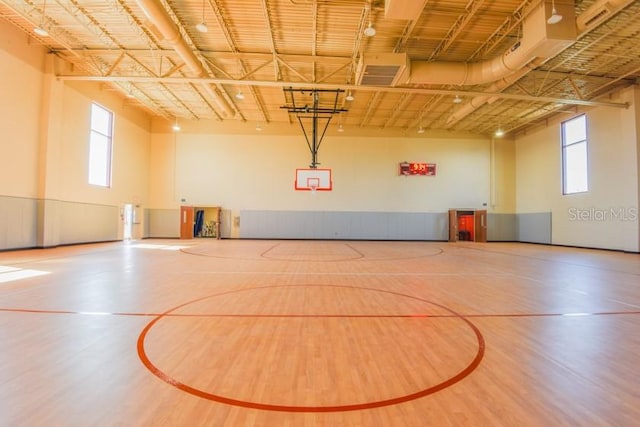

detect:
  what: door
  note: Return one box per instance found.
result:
[448,209,458,242]
[123,204,133,240]
[180,206,195,239]
[474,210,487,242]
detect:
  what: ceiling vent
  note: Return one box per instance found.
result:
[355,53,410,87]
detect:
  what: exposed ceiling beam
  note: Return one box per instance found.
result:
[54,74,631,109]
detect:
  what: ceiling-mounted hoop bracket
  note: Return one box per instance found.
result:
[281,87,348,168]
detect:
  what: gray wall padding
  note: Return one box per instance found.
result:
[240,210,449,240]
[517,212,552,244]
[0,195,38,250]
[487,213,517,241]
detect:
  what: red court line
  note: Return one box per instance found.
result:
[136,284,486,412]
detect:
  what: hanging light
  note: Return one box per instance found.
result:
[345,91,354,102]
[453,95,463,104]
[195,0,208,33]
[255,123,263,131]
[172,118,181,132]
[235,91,245,100]
[34,0,49,37]
[363,0,376,36]
[417,126,425,134]
[547,0,563,24]
[364,22,376,37]
[337,123,344,132]
[494,127,505,137]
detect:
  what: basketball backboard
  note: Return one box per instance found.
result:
[295,168,332,192]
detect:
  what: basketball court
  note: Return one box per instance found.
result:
[1,239,638,425]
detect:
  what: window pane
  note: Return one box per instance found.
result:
[89,132,109,186]
[88,103,113,187]
[563,115,586,146]
[91,104,112,135]
[564,141,588,193]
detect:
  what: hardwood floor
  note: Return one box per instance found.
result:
[0,240,639,426]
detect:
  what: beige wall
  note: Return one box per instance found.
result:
[149,125,497,215]
[58,81,152,206]
[0,19,45,198]
[0,21,153,247]
[515,86,639,252]
[490,139,516,213]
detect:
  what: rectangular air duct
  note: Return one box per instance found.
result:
[355,53,410,87]
[385,0,429,20]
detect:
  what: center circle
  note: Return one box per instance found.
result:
[137,285,485,412]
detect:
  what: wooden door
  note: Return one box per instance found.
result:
[474,210,487,242]
[180,206,194,239]
[448,209,458,242]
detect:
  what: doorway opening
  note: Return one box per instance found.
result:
[448,209,487,242]
[123,204,134,240]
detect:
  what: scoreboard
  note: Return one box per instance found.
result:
[399,162,437,176]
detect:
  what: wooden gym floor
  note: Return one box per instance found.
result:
[0,239,639,426]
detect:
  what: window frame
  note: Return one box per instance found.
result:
[561,114,588,195]
[88,102,114,188]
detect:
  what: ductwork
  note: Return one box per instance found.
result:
[135,0,235,118]
[408,1,577,86]
[385,0,429,20]
[446,58,545,126]
[439,0,636,128]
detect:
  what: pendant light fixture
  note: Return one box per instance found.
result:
[34,0,49,37]
[364,22,376,37]
[363,0,376,36]
[547,0,563,24]
[195,0,208,33]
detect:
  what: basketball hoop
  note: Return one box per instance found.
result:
[295,169,332,192]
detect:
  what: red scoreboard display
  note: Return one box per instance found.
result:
[399,162,436,176]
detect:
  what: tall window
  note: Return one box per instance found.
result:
[562,114,588,194]
[88,103,113,187]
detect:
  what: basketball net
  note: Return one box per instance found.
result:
[309,182,318,194]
